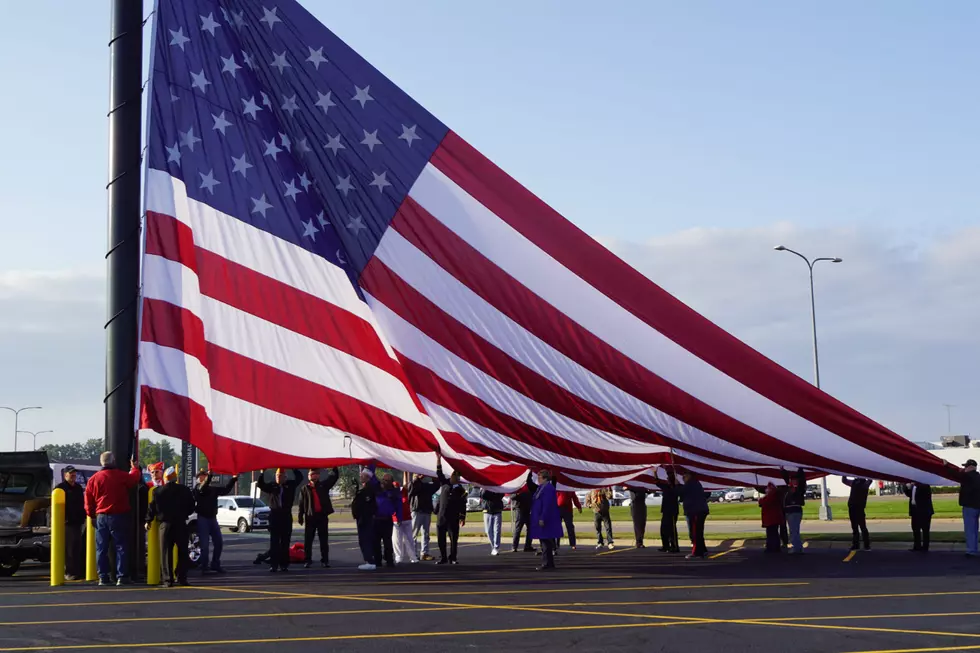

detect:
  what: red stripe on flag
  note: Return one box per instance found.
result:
[144,211,401,381]
[432,133,956,481]
[383,195,880,476]
[397,356,667,466]
[139,387,376,473]
[140,298,207,364]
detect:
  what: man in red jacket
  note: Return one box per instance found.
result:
[84,452,142,585]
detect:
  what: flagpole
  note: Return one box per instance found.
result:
[105,0,144,466]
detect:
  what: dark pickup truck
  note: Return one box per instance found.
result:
[0,452,53,576]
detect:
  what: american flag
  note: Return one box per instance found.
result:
[138,0,958,490]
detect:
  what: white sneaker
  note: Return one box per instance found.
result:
[358,563,377,571]
[608,543,615,550]
[490,548,498,556]
[595,544,603,550]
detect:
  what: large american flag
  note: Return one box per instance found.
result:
[138,0,958,490]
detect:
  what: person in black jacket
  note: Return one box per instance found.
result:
[960,459,980,558]
[145,468,196,587]
[256,468,303,572]
[435,456,467,565]
[842,476,872,551]
[352,467,379,570]
[55,466,86,580]
[623,485,650,548]
[408,473,438,561]
[511,471,537,553]
[654,467,681,553]
[298,468,339,568]
[903,482,933,552]
[782,468,806,554]
[677,471,709,559]
[194,469,238,574]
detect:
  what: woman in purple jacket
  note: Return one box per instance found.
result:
[529,470,562,570]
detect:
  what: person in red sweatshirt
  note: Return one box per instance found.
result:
[556,489,582,551]
[758,483,785,554]
[84,452,142,585]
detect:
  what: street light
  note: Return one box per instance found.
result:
[774,245,842,521]
[0,406,42,452]
[17,430,53,451]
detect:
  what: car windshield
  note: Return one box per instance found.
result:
[235,498,266,508]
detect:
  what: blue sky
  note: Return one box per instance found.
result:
[0,1,977,448]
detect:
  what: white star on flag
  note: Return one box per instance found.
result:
[169,28,190,51]
[221,55,241,78]
[361,129,382,152]
[165,142,181,165]
[199,169,221,194]
[315,91,336,114]
[324,134,345,155]
[352,85,374,108]
[369,171,392,193]
[251,194,273,218]
[242,96,262,120]
[179,127,201,152]
[307,46,328,69]
[302,219,319,241]
[271,52,291,74]
[211,112,232,135]
[298,172,312,191]
[260,6,282,29]
[399,124,421,147]
[231,153,253,178]
[335,175,354,196]
[316,211,329,228]
[346,215,367,234]
[200,13,220,36]
[190,70,211,93]
[263,138,283,160]
[283,179,301,201]
[281,94,299,116]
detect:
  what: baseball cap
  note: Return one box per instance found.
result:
[964,459,977,468]
[63,465,76,474]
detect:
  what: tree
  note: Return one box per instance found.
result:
[138,438,180,469]
[41,438,105,465]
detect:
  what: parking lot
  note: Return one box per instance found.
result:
[0,530,978,652]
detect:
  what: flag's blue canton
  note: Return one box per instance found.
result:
[147,0,448,277]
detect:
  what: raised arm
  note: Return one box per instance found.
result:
[842,476,853,487]
[322,468,340,490]
[219,475,238,495]
[256,472,272,492]
[525,470,537,494]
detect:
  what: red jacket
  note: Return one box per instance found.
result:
[393,486,412,523]
[759,491,784,528]
[556,490,581,511]
[85,467,142,517]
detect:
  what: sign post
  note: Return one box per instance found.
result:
[180,441,198,487]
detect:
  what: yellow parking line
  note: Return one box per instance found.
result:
[596,547,635,556]
[709,547,743,559]
[843,550,858,563]
[846,646,980,653]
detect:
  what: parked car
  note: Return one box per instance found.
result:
[610,489,627,506]
[0,452,53,576]
[805,484,822,500]
[707,490,727,503]
[216,495,270,533]
[49,463,101,490]
[466,488,483,513]
[724,487,748,503]
[622,493,663,508]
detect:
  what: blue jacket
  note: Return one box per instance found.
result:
[529,481,563,540]
[375,486,400,520]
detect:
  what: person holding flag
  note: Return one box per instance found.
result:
[256,469,303,572]
[145,467,195,587]
[194,469,239,574]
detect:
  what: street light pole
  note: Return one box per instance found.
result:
[17,430,53,451]
[0,407,42,452]
[774,246,842,521]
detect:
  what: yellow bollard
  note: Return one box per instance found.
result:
[146,487,161,586]
[85,515,96,581]
[50,489,65,587]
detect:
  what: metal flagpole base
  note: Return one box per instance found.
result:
[819,504,833,521]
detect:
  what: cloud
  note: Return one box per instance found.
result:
[605,223,980,441]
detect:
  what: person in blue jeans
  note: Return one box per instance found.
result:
[83,452,142,585]
[960,459,980,558]
[781,467,807,555]
[193,469,239,573]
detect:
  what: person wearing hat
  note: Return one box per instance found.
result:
[145,467,196,587]
[194,469,239,574]
[147,462,165,488]
[352,465,379,570]
[960,459,980,557]
[55,466,86,580]
[256,468,303,572]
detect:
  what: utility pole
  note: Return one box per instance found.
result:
[942,404,955,434]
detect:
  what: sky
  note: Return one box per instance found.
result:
[0,1,977,451]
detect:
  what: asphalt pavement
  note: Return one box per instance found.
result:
[1,528,978,652]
